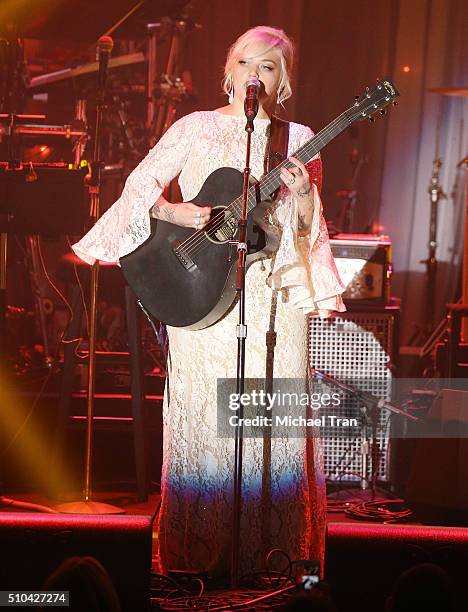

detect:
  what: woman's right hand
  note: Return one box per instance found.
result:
[151,198,211,229]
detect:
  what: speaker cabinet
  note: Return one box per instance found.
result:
[309,308,398,481]
[0,513,152,611]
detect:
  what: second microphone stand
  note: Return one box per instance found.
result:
[310,368,418,497]
[56,37,122,514]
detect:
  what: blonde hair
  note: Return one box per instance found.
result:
[222,26,295,105]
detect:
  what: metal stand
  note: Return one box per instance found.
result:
[460,157,468,342]
[409,124,446,347]
[422,156,446,332]
[0,29,24,363]
[230,107,257,587]
[147,18,192,148]
[336,148,368,233]
[310,368,418,497]
[56,37,122,515]
[338,189,358,234]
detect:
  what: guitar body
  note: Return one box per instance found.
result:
[120,167,279,330]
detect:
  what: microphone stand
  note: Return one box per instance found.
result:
[310,368,418,498]
[56,37,122,514]
[336,149,368,234]
[409,122,445,346]
[230,103,257,588]
[421,156,445,336]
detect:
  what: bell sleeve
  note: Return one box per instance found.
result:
[268,124,346,317]
[72,112,198,265]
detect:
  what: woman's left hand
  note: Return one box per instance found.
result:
[279,156,312,198]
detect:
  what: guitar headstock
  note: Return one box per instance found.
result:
[347,79,400,123]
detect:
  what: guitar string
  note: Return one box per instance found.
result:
[182,113,350,251]
[178,90,392,258]
[177,110,353,258]
[188,102,391,256]
[179,85,393,255]
[181,113,353,258]
[178,97,384,255]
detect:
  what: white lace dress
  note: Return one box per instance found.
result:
[73,110,345,578]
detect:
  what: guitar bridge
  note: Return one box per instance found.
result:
[173,242,197,271]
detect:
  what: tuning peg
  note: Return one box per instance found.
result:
[355,96,359,101]
[380,109,386,115]
[369,117,375,123]
[393,101,398,106]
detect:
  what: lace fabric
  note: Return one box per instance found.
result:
[72,110,346,578]
[157,259,327,578]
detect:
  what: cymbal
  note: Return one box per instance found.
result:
[428,87,468,97]
[28,52,145,90]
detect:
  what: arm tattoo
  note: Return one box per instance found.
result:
[298,212,308,231]
[163,205,176,223]
[151,203,162,219]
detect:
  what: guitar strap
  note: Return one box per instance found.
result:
[266,114,290,173]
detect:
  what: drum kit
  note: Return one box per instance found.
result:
[0,3,198,368]
[0,0,199,513]
[0,0,197,514]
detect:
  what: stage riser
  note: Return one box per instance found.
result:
[326,522,468,611]
[0,513,152,611]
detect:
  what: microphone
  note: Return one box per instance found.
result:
[96,35,114,94]
[244,77,260,122]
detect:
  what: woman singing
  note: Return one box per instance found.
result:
[73,25,345,579]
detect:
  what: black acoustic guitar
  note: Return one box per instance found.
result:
[121,80,399,329]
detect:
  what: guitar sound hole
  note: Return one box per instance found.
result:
[207,205,238,244]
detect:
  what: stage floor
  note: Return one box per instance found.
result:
[2,488,468,611]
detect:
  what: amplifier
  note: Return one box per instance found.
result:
[309,307,399,482]
[331,234,392,308]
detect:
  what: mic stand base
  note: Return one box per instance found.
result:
[55,500,124,515]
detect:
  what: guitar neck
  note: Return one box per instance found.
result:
[223,78,399,219]
[228,110,353,218]
[256,110,351,203]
